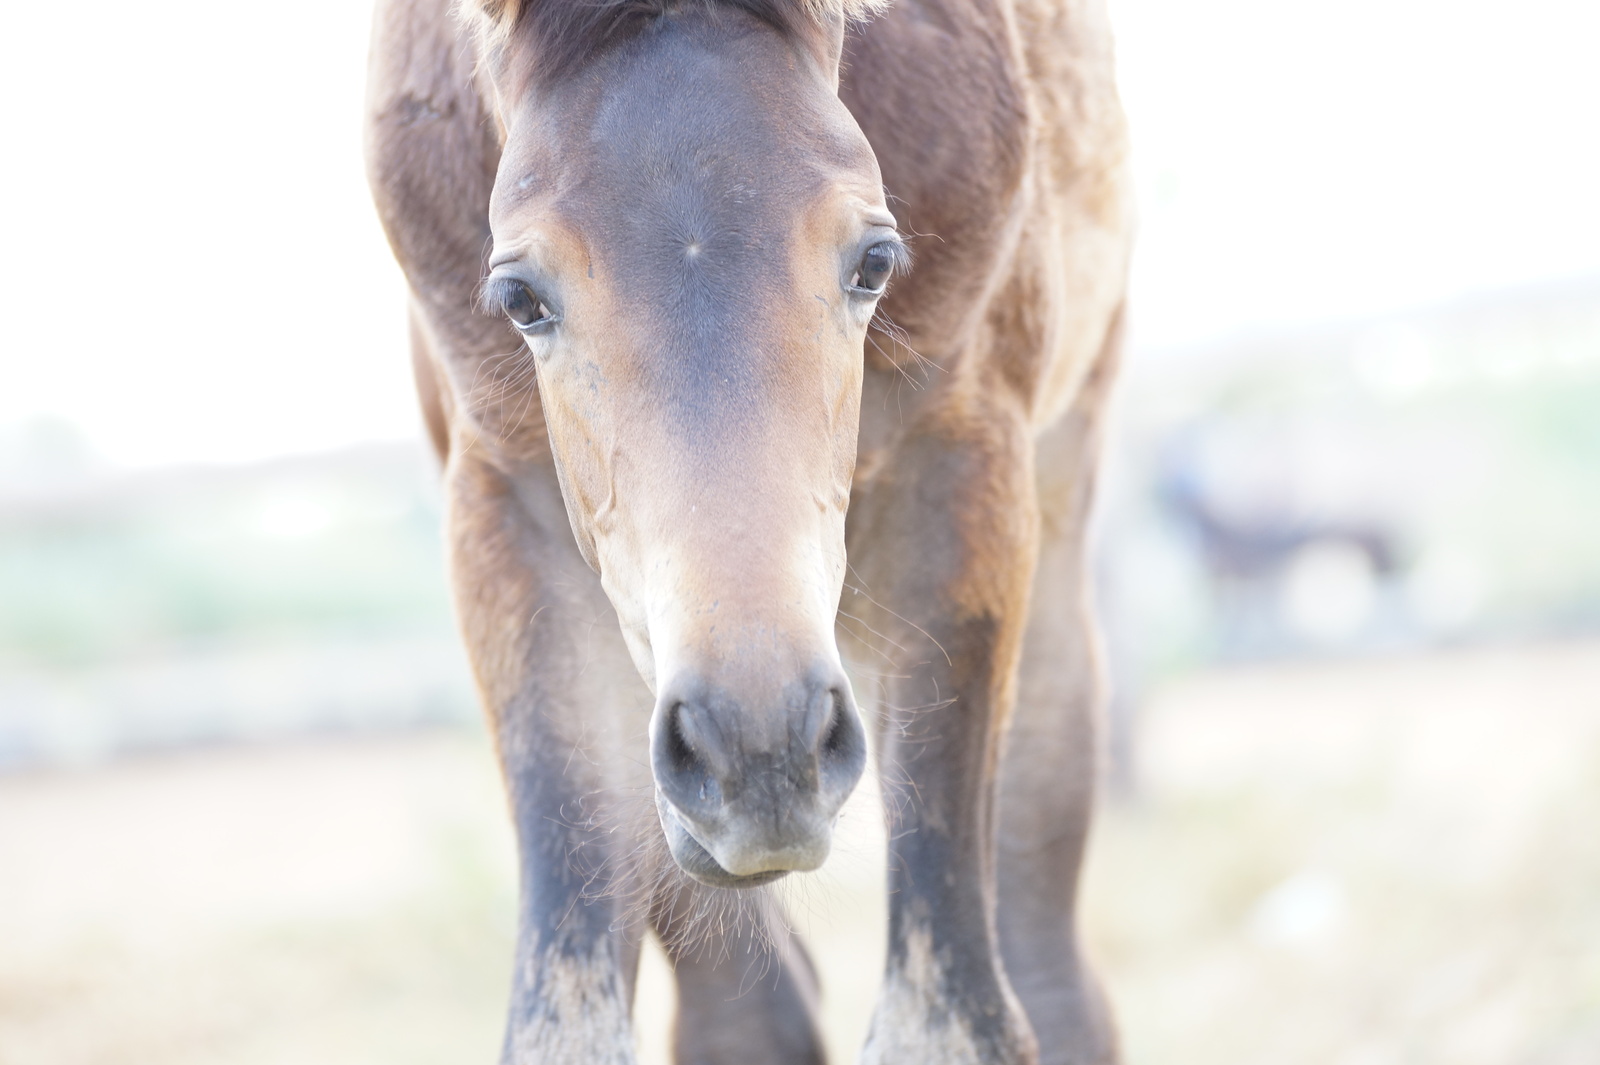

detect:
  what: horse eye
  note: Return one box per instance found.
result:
[851,243,896,293]
[503,282,552,330]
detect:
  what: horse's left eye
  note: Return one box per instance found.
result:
[851,243,896,294]
[503,282,553,332]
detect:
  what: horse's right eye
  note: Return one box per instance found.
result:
[503,283,552,330]
[853,244,894,292]
[848,239,908,296]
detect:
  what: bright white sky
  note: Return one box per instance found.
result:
[1,0,1597,469]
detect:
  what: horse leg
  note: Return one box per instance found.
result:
[408,301,452,464]
[995,339,1123,1065]
[843,401,1043,1065]
[652,885,826,1065]
[447,448,655,1065]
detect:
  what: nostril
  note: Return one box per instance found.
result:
[654,699,723,814]
[816,685,866,797]
[821,689,851,756]
[664,702,698,776]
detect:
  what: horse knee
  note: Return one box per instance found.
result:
[671,945,825,1065]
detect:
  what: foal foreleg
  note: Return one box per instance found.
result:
[653,884,826,1065]
[846,409,1041,1065]
[448,453,649,1065]
[996,365,1121,1065]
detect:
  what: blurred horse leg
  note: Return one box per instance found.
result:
[996,326,1123,1065]
[653,886,826,1065]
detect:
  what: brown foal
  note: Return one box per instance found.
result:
[365,0,1132,1061]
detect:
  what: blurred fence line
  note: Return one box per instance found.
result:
[0,442,478,770]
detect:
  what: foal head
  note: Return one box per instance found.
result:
[468,0,903,886]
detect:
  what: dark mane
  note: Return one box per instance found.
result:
[468,0,884,86]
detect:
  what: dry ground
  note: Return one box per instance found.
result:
[1,639,1597,1065]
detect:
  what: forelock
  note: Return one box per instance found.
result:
[461,0,889,84]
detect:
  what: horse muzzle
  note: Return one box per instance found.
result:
[649,666,866,888]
